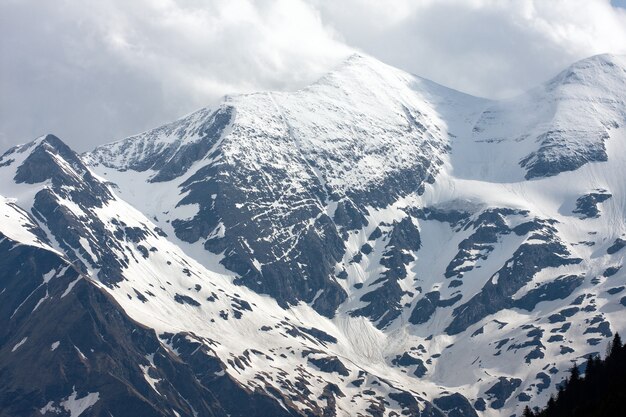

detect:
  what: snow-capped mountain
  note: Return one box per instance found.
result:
[2,53,626,417]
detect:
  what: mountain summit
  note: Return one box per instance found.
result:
[2,54,626,417]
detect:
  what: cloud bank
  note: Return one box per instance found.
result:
[316,0,626,98]
[1,0,625,151]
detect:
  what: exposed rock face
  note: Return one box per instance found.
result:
[2,135,138,285]
[351,216,422,328]
[519,130,609,179]
[0,235,299,417]
[446,218,582,336]
[572,190,612,219]
[485,377,522,409]
[172,153,348,316]
[434,393,478,417]
[607,238,626,254]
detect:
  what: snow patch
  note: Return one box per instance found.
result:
[61,277,81,298]
[11,337,27,352]
[59,389,100,417]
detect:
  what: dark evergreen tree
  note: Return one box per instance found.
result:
[609,332,622,358]
[532,333,626,417]
[568,363,580,382]
[522,405,534,417]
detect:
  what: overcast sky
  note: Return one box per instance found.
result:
[2,0,626,152]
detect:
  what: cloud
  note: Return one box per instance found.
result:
[1,0,626,151]
[314,0,626,98]
[0,0,350,151]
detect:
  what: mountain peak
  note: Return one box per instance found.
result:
[10,134,85,185]
[546,53,626,91]
[310,51,412,92]
[0,133,71,163]
[39,133,68,150]
[341,51,382,67]
[0,133,111,208]
[572,52,626,68]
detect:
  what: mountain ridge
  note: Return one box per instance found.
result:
[2,53,626,416]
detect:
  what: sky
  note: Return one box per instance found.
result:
[1,0,626,152]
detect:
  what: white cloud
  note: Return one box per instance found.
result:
[315,0,626,98]
[1,0,625,151]
[0,0,350,150]
[88,0,350,97]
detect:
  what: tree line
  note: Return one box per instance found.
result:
[523,333,626,417]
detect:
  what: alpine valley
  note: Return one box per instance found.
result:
[2,53,626,417]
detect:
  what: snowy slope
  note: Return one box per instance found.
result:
[0,133,457,417]
[456,54,626,182]
[2,53,626,417]
[86,54,486,320]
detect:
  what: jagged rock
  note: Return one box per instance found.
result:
[409,292,440,325]
[514,275,584,311]
[447,232,582,335]
[484,377,522,409]
[333,199,368,233]
[607,238,626,254]
[0,237,298,417]
[572,191,612,219]
[351,216,421,328]
[433,393,478,417]
[520,131,608,179]
[307,356,350,377]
